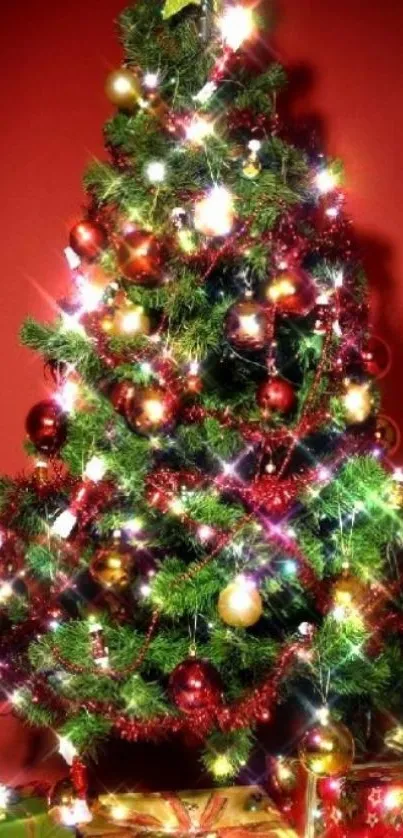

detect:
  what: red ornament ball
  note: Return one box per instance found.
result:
[375,414,401,456]
[169,657,223,715]
[257,377,296,415]
[127,385,180,435]
[116,230,164,286]
[263,268,315,316]
[26,400,67,456]
[69,220,108,262]
[362,335,392,380]
[225,300,268,351]
[110,380,137,420]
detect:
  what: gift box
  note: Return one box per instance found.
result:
[268,757,403,838]
[79,785,298,838]
[0,794,72,837]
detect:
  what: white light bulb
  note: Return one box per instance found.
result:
[84,456,106,483]
[315,168,338,194]
[194,186,234,237]
[248,139,261,152]
[186,115,214,144]
[52,510,77,539]
[218,5,255,51]
[56,379,79,414]
[193,81,217,104]
[146,161,166,183]
[143,72,159,89]
[77,278,104,312]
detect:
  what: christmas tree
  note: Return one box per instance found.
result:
[1,0,403,823]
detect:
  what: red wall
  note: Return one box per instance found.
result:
[1,0,403,475]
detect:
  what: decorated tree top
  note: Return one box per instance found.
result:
[1,0,403,820]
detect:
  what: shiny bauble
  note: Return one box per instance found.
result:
[69,220,108,262]
[362,336,392,380]
[242,157,262,179]
[225,301,268,351]
[26,400,67,455]
[263,268,315,316]
[342,381,373,424]
[102,302,151,338]
[110,380,137,419]
[90,547,134,589]
[127,386,180,435]
[105,68,141,111]
[375,413,400,456]
[169,657,223,714]
[298,719,355,777]
[257,377,296,416]
[218,580,263,628]
[116,230,164,286]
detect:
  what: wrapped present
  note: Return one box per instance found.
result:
[0,794,72,837]
[268,757,403,838]
[79,785,298,838]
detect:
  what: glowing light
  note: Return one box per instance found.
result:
[121,307,145,334]
[124,517,143,536]
[326,207,339,218]
[0,786,10,812]
[140,583,151,597]
[343,382,372,423]
[267,277,295,303]
[178,229,196,254]
[61,312,86,336]
[218,5,255,51]
[143,72,159,89]
[51,510,77,539]
[394,468,403,483]
[194,186,234,237]
[49,620,60,631]
[384,789,403,810]
[334,270,344,287]
[248,139,261,152]
[146,161,166,183]
[239,313,261,338]
[59,799,92,827]
[0,583,13,604]
[315,168,339,194]
[144,397,166,424]
[56,379,79,414]
[197,525,214,543]
[316,707,331,726]
[169,498,185,516]
[64,247,81,270]
[10,690,23,707]
[84,456,106,483]
[212,754,233,778]
[77,277,105,312]
[186,115,214,144]
[283,560,297,575]
[58,735,78,766]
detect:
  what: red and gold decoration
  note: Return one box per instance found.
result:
[69,220,108,262]
[86,786,297,838]
[116,229,164,285]
[109,379,137,419]
[101,296,151,337]
[25,400,67,456]
[257,377,296,416]
[330,574,369,622]
[375,413,401,455]
[218,578,263,628]
[225,300,268,351]
[169,657,223,714]
[263,268,315,316]
[127,385,180,435]
[90,547,134,589]
[342,379,373,424]
[105,67,141,111]
[298,714,355,777]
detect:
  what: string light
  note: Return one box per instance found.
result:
[218,5,255,51]
[194,186,234,236]
[185,115,214,144]
[56,379,79,414]
[315,167,339,194]
[146,161,166,183]
[84,456,107,482]
[143,72,159,89]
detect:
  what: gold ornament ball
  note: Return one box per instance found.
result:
[242,157,262,179]
[90,548,134,589]
[218,580,263,628]
[332,575,368,614]
[102,302,151,338]
[105,68,141,111]
[299,718,355,778]
[342,381,373,424]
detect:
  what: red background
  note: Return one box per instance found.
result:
[1,0,403,475]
